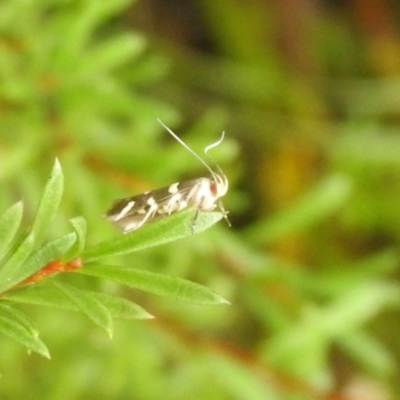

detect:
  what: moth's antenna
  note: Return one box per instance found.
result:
[157,119,224,180]
[204,131,226,178]
[204,132,225,153]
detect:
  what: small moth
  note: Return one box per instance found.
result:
[105,119,230,233]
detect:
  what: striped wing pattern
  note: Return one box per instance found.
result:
[105,178,216,233]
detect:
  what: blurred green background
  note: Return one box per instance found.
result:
[1,0,400,399]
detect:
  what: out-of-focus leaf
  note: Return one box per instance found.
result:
[322,283,400,335]
[80,35,145,76]
[340,330,396,376]
[204,353,280,400]
[247,175,352,244]
[303,250,400,296]
[58,0,136,57]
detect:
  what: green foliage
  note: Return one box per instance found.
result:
[0,160,227,354]
[83,209,223,261]
[81,264,229,305]
[0,304,49,359]
[6,285,152,320]
[246,175,353,244]
[2,0,400,399]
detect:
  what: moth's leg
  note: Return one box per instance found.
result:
[218,200,231,227]
[190,201,229,234]
[190,208,200,235]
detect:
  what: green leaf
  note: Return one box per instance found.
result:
[340,330,396,376]
[0,303,39,338]
[0,233,76,293]
[54,281,113,336]
[323,283,400,335]
[60,0,135,56]
[80,264,230,305]
[0,315,49,358]
[0,146,34,181]
[0,201,23,261]
[247,175,352,244]
[204,353,278,400]
[5,285,153,320]
[81,34,145,76]
[0,232,35,292]
[31,159,64,246]
[83,209,223,262]
[66,216,87,258]
[92,292,153,320]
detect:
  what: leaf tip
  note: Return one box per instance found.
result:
[54,157,61,168]
[51,158,63,179]
[212,293,231,305]
[219,297,231,306]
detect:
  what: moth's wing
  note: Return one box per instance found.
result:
[105,179,203,232]
[105,180,196,217]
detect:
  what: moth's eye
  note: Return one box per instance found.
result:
[210,181,218,195]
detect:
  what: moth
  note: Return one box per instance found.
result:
[105,119,230,233]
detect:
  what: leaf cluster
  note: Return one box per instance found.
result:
[0,160,228,357]
[2,0,400,398]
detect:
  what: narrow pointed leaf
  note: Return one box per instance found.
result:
[340,330,396,376]
[31,158,63,246]
[0,315,49,358]
[0,201,23,261]
[0,303,39,338]
[0,233,76,293]
[93,292,153,320]
[0,232,35,292]
[83,209,223,262]
[5,285,153,320]
[81,34,145,75]
[247,175,352,243]
[54,281,113,336]
[80,264,230,305]
[67,216,87,258]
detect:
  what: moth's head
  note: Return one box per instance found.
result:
[212,173,229,198]
[157,119,229,200]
